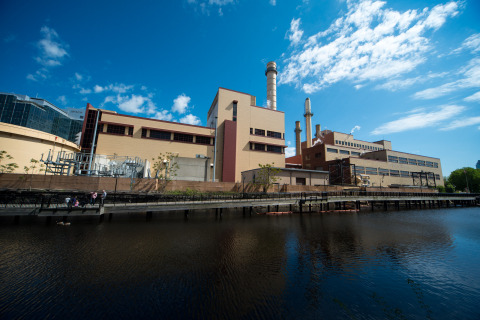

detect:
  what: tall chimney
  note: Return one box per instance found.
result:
[265,61,277,110]
[315,124,321,138]
[304,98,313,148]
[295,121,302,156]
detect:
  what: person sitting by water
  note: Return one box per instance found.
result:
[90,192,97,205]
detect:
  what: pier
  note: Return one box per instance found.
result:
[0,190,478,220]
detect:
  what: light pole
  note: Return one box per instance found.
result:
[464,169,470,193]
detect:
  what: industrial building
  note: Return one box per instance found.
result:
[0,93,83,143]
[80,62,286,182]
[286,98,444,188]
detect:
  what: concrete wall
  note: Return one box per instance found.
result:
[0,122,81,174]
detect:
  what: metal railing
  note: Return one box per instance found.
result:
[0,190,477,208]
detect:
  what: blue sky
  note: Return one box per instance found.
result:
[1,0,479,176]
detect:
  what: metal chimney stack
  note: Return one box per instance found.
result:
[265,61,277,110]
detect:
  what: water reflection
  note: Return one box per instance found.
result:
[1,208,479,319]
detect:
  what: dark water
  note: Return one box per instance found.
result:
[1,207,480,320]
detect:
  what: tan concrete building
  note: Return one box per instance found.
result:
[81,62,286,182]
[242,167,329,188]
[0,122,81,173]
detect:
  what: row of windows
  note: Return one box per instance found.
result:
[250,128,283,139]
[354,166,441,180]
[335,140,383,151]
[327,148,361,156]
[249,143,283,154]
[388,156,439,168]
[140,128,213,145]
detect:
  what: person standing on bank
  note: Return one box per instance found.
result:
[101,190,107,206]
[90,191,97,205]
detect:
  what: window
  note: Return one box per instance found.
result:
[417,160,426,166]
[141,128,147,137]
[390,170,400,177]
[379,168,389,176]
[434,162,439,168]
[435,174,440,180]
[107,124,126,135]
[174,133,194,142]
[327,148,338,153]
[150,130,171,140]
[355,166,365,174]
[296,177,306,185]
[232,102,237,122]
[388,156,398,163]
[351,152,361,156]
[250,128,253,134]
[315,152,322,158]
[254,143,265,151]
[267,145,282,153]
[340,150,350,155]
[426,161,434,167]
[366,167,378,175]
[399,157,408,164]
[196,136,211,144]
[408,158,417,165]
[335,140,339,144]
[128,127,133,136]
[267,131,282,139]
[400,171,410,177]
[254,129,265,136]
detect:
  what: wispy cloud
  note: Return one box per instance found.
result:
[287,18,303,46]
[153,110,174,121]
[180,114,201,125]
[279,1,460,93]
[187,0,235,15]
[452,33,480,54]
[371,105,464,135]
[440,116,480,130]
[27,26,69,81]
[464,91,480,103]
[413,57,480,99]
[376,72,448,91]
[57,95,67,106]
[172,94,191,114]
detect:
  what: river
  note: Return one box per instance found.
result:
[1,207,479,319]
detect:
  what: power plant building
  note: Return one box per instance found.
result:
[80,62,286,182]
[287,98,444,188]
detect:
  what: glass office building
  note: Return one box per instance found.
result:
[0,93,83,143]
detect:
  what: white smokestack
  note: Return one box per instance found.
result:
[304,98,313,148]
[265,61,277,110]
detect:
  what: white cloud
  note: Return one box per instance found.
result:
[440,116,480,130]
[464,91,480,102]
[27,26,69,81]
[270,0,276,6]
[413,57,480,99]
[172,94,191,114]
[180,114,201,125]
[154,110,174,121]
[287,18,303,46]
[103,94,156,114]
[371,105,464,135]
[453,33,480,54]
[279,1,460,93]
[94,85,105,93]
[285,146,296,158]
[75,73,83,81]
[187,0,235,15]
[57,95,67,106]
[376,72,448,91]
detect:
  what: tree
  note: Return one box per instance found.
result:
[446,167,480,193]
[24,158,45,190]
[152,152,179,191]
[256,163,281,192]
[0,150,18,173]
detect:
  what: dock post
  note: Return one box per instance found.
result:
[371,201,375,211]
[384,201,388,211]
[276,205,279,212]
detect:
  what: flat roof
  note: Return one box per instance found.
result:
[242,167,328,174]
